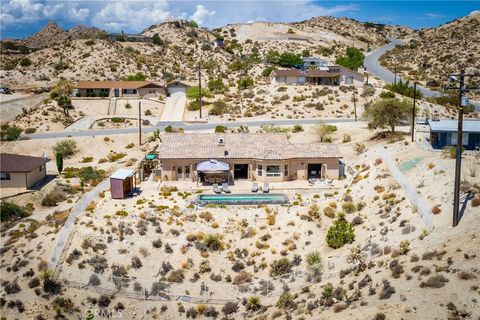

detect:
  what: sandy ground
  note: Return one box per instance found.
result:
[1,123,478,319]
[0,93,45,123]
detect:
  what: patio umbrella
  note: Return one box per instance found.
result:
[196,159,229,172]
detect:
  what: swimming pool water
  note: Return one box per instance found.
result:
[196,193,289,205]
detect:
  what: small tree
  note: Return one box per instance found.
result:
[56,152,63,174]
[188,20,198,28]
[207,77,226,93]
[237,77,254,90]
[152,33,163,45]
[315,121,337,142]
[326,218,355,249]
[335,47,365,70]
[50,79,74,116]
[363,98,411,133]
[52,139,77,158]
[278,52,303,68]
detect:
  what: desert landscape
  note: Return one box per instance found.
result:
[1,2,479,320]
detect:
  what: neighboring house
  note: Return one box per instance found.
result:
[429,120,480,151]
[75,81,165,98]
[270,65,364,86]
[270,69,305,85]
[107,33,152,42]
[302,57,330,69]
[166,81,189,96]
[157,133,343,182]
[212,39,225,48]
[0,153,47,189]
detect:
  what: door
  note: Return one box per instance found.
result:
[169,86,185,95]
[114,89,119,97]
[307,163,322,179]
[234,164,249,180]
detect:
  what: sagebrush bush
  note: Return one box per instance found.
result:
[270,258,293,277]
[326,218,355,249]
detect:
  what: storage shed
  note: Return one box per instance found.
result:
[429,119,480,150]
[110,169,135,199]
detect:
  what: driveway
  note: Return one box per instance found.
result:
[160,92,186,122]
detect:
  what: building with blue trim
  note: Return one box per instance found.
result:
[429,119,480,151]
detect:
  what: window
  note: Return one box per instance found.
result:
[345,76,353,84]
[100,88,109,93]
[284,165,288,177]
[86,88,94,93]
[266,165,281,177]
[0,172,11,180]
[185,166,190,179]
[39,165,43,172]
[257,164,263,176]
[122,89,137,95]
[276,76,286,83]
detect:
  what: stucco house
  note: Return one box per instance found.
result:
[0,153,47,190]
[75,81,165,98]
[270,65,364,86]
[157,133,343,183]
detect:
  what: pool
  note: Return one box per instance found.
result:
[196,193,289,206]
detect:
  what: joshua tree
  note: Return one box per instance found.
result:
[50,79,74,117]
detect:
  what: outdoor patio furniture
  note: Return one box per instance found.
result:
[262,182,270,193]
[251,182,259,192]
[222,183,231,193]
[213,183,222,193]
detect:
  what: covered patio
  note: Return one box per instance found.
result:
[196,160,232,185]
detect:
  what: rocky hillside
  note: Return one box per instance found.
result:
[380,11,480,87]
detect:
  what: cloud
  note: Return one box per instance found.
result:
[92,1,173,32]
[0,0,63,24]
[424,13,445,18]
[189,4,216,25]
[68,7,90,21]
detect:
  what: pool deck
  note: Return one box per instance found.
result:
[159,179,344,193]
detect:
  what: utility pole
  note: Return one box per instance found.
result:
[198,62,202,119]
[411,82,416,142]
[138,101,142,146]
[394,62,397,85]
[444,70,480,227]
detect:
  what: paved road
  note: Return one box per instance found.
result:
[27,118,358,140]
[364,38,443,98]
[365,38,480,111]
[160,92,186,122]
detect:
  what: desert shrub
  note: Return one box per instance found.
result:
[204,306,218,317]
[19,56,32,67]
[28,277,40,288]
[379,280,395,299]
[52,139,77,157]
[431,205,441,214]
[203,234,223,251]
[326,218,355,249]
[233,271,252,284]
[167,269,185,283]
[214,125,227,133]
[0,124,23,141]
[379,91,395,99]
[131,256,142,269]
[270,258,292,277]
[420,275,449,288]
[306,251,322,274]
[186,307,198,318]
[457,271,476,280]
[246,296,261,311]
[324,206,336,218]
[399,240,410,255]
[342,202,356,213]
[472,196,480,207]
[0,201,30,222]
[277,292,294,309]
[4,281,21,294]
[361,86,375,97]
[41,188,66,206]
[88,274,100,286]
[307,203,320,219]
[354,143,367,154]
[209,100,228,115]
[222,301,238,315]
[342,134,352,143]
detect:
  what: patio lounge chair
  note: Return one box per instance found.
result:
[213,183,222,193]
[251,182,259,192]
[222,183,231,193]
[262,182,270,193]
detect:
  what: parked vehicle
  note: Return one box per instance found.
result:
[0,87,12,94]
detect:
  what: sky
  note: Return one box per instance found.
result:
[0,0,479,39]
